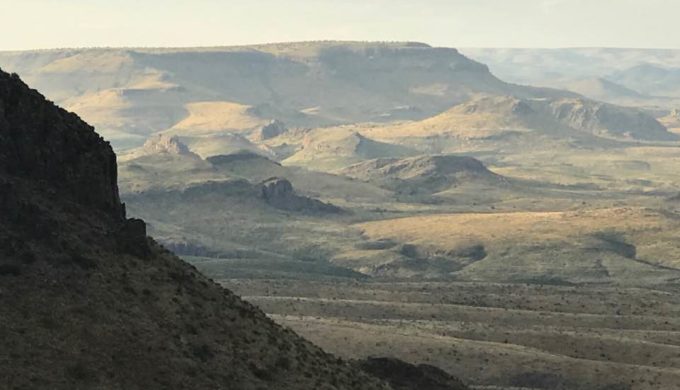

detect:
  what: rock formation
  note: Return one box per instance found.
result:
[260,177,343,214]
[142,134,195,155]
[0,71,123,218]
[250,119,287,141]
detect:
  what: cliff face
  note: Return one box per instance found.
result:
[0,68,391,390]
[0,72,123,218]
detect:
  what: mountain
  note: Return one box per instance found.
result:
[609,63,680,98]
[179,132,275,159]
[131,133,199,157]
[117,135,218,192]
[461,48,680,85]
[541,96,673,140]
[461,48,680,106]
[0,69,434,389]
[283,127,416,171]
[1,42,660,152]
[358,95,675,144]
[552,77,648,102]
[339,155,505,195]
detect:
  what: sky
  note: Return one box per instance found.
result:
[0,0,678,51]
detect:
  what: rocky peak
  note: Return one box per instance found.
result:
[0,69,123,219]
[142,134,193,155]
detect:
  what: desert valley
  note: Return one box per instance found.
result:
[3,40,680,389]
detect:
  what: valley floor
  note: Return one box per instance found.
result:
[217,278,680,390]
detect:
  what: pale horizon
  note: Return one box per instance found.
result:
[1,0,679,51]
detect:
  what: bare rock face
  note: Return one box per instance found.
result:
[260,177,343,214]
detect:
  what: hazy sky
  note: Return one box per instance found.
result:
[1,0,678,50]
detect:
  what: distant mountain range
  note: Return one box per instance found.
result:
[1,42,673,151]
[462,47,680,107]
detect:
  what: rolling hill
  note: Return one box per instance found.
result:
[358,95,675,143]
[339,155,506,195]
[352,207,680,282]
[283,128,416,171]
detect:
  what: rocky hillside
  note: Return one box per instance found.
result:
[359,95,675,142]
[340,155,505,194]
[139,134,196,155]
[541,97,673,140]
[0,69,434,389]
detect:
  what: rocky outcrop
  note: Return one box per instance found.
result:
[357,358,469,390]
[260,177,343,214]
[250,119,287,141]
[141,134,194,155]
[0,71,123,218]
[0,69,390,390]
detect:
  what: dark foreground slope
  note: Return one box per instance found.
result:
[358,358,468,390]
[0,70,397,389]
